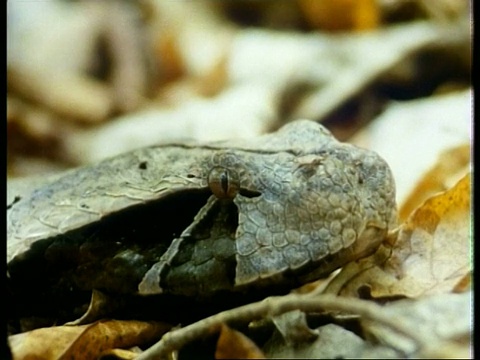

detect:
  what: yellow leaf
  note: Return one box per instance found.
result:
[297,0,380,31]
[399,144,470,221]
[9,320,171,360]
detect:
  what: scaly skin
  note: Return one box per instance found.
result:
[7,120,396,302]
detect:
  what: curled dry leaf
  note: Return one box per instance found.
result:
[8,320,171,360]
[65,290,127,327]
[325,172,471,298]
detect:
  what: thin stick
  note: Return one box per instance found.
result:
[136,293,427,359]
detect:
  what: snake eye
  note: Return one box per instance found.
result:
[208,166,240,200]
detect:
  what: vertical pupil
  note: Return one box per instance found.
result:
[220,171,229,194]
[208,166,240,200]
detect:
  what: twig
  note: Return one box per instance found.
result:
[136,293,428,359]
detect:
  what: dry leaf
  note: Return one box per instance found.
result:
[64,84,279,164]
[9,320,170,360]
[398,143,470,221]
[8,65,113,124]
[215,324,265,359]
[262,304,397,358]
[452,272,471,293]
[8,1,148,122]
[325,172,471,298]
[263,322,399,359]
[292,269,340,295]
[291,21,467,123]
[297,0,380,31]
[352,90,472,205]
[153,30,186,85]
[102,1,148,114]
[362,291,472,356]
[381,172,471,297]
[66,290,128,326]
[271,310,317,346]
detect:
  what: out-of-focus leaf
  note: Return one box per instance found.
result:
[290,20,469,123]
[8,1,147,121]
[65,84,279,163]
[8,65,113,123]
[298,0,380,31]
[352,90,472,205]
[9,320,170,360]
[60,21,469,166]
[152,29,186,84]
[264,324,374,359]
[361,291,472,356]
[215,323,265,359]
[325,173,471,298]
[261,305,397,358]
[7,1,103,73]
